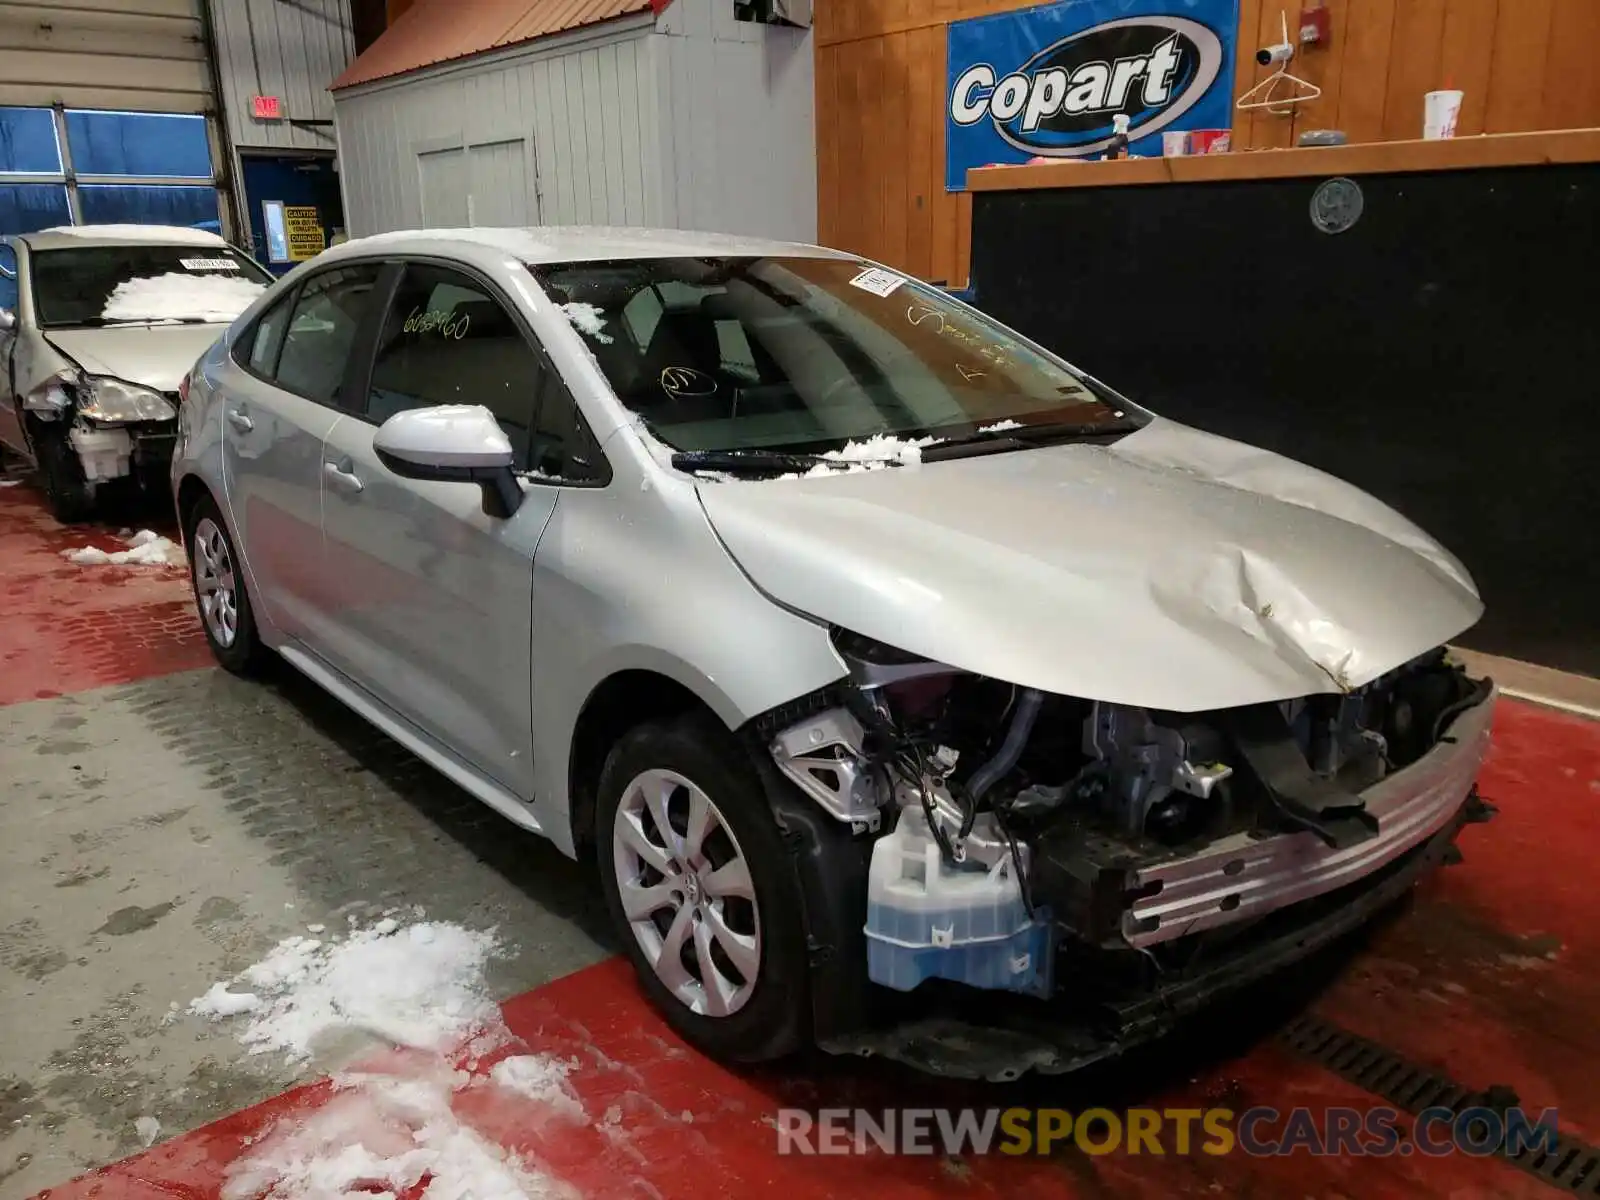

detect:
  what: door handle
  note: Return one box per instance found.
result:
[227,408,254,432]
[323,457,364,493]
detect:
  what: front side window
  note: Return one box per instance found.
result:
[367,264,544,461]
[273,264,383,405]
[29,244,271,328]
[530,256,1141,458]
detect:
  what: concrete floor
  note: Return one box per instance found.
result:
[3,471,1599,1200]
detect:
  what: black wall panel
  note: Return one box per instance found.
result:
[971,165,1599,676]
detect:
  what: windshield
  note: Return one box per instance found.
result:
[30,245,273,328]
[529,256,1141,456]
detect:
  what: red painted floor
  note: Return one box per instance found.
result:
[0,481,209,707]
[5,473,1598,1198]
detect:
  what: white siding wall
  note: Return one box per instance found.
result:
[333,18,660,237]
[208,0,355,153]
[651,0,816,242]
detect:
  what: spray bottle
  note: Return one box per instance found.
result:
[1105,113,1132,160]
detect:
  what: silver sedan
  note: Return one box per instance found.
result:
[171,227,1495,1076]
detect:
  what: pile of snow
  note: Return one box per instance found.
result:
[61,528,185,567]
[779,433,943,480]
[134,1115,162,1148]
[101,272,266,323]
[978,419,1024,433]
[223,1066,576,1200]
[187,918,583,1200]
[188,920,504,1064]
[558,301,613,344]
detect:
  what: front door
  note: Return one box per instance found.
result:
[314,261,565,796]
[221,262,386,639]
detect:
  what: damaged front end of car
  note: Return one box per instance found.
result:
[761,629,1497,1080]
[23,368,180,492]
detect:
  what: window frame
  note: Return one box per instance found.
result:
[350,254,612,488]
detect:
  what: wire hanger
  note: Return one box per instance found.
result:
[1237,11,1322,114]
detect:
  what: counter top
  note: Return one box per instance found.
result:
[966,128,1600,192]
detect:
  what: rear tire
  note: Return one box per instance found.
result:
[596,712,811,1063]
[184,494,267,675]
[32,421,94,524]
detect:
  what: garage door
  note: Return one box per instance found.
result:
[0,0,226,235]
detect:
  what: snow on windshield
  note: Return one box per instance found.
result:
[101,271,267,323]
[778,433,944,480]
[558,301,613,344]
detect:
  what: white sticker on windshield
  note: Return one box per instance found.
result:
[848,267,906,298]
[180,257,240,271]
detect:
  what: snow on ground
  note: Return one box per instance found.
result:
[187,918,584,1200]
[61,528,186,567]
[134,1116,162,1148]
[101,272,267,323]
[557,302,613,344]
[188,920,504,1064]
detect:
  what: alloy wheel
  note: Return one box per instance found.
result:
[192,516,238,648]
[612,768,762,1017]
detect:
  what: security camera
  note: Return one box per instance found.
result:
[1257,41,1294,66]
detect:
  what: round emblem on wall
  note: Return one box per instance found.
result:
[1310,177,1364,235]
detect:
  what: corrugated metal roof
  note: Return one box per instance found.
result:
[330,0,657,92]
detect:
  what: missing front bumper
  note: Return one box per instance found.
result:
[1034,683,1498,948]
[820,784,1495,1081]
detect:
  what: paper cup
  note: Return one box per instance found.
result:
[1162,130,1190,157]
[1424,90,1463,140]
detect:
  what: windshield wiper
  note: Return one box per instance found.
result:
[671,448,904,477]
[47,316,213,328]
[922,418,1144,461]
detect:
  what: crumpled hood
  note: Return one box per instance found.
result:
[694,418,1483,712]
[45,325,225,393]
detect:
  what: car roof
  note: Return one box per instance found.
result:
[316,225,855,267]
[17,224,232,252]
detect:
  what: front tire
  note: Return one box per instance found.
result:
[184,495,266,675]
[31,421,94,524]
[596,713,810,1063]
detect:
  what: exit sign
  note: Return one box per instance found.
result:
[251,95,282,120]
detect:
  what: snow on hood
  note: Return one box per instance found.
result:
[102,271,267,323]
[695,418,1483,712]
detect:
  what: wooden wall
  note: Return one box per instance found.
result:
[815,0,1600,283]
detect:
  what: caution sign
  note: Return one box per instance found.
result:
[284,206,325,261]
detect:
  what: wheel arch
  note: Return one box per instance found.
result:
[566,667,725,858]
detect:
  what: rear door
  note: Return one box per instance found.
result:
[313,260,581,795]
[220,261,389,640]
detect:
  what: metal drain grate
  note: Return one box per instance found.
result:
[1280,1014,1600,1194]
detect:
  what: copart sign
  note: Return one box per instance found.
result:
[946,0,1239,189]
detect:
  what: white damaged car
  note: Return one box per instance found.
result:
[0,224,272,521]
[170,229,1498,1079]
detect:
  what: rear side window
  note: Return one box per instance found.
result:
[242,294,293,376]
[273,264,383,406]
[366,263,544,460]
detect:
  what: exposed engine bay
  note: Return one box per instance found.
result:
[22,367,178,493]
[770,630,1496,1004]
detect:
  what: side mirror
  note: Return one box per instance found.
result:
[373,404,523,518]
